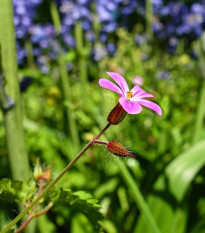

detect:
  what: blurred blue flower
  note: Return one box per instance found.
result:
[85,30,96,43]
[97,4,113,22]
[168,37,178,55]
[102,21,118,33]
[16,42,26,64]
[91,44,107,62]
[13,0,205,69]
[135,34,148,45]
[156,71,171,80]
[153,1,205,41]
[13,0,42,39]
[99,33,108,43]
[106,43,116,56]
[121,0,137,15]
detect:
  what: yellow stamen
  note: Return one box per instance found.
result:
[126,91,134,101]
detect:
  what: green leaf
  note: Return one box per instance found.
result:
[135,140,205,233]
[0,178,37,203]
[51,188,104,230]
[166,139,205,201]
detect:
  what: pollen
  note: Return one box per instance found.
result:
[126,91,134,101]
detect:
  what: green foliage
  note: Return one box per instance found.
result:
[0,177,103,232]
[166,140,205,202]
[0,178,36,203]
[135,140,205,233]
[51,188,104,230]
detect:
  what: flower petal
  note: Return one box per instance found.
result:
[119,97,142,114]
[137,99,162,115]
[107,72,129,93]
[99,79,123,96]
[131,85,154,99]
[132,92,154,100]
[131,85,144,94]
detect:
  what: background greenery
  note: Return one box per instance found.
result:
[0,0,205,233]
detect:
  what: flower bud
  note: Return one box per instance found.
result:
[34,158,51,181]
[107,103,127,125]
[34,157,43,180]
[107,141,135,158]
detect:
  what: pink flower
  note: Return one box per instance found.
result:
[99,72,162,115]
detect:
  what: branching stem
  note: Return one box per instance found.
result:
[15,203,53,233]
[2,123,111,233]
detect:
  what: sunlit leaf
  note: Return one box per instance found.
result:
[166,140,205,201]
[0,178,36,203]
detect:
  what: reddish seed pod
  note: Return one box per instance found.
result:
[107,103,127,125]
[107,141,135,158]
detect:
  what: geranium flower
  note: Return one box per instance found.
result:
[99,72,162,115]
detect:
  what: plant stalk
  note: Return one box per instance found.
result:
[15,203,53,233]
[94,140,108,145]
[24,40,36,69]
[49,0,80,152]
[74,20,89,107]
[145,0,153,39]
[2,123,110,233]
[0,0,30,180]
[15,216,33,233]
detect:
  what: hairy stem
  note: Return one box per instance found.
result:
[2,123,110,233]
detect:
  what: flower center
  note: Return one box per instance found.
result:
[126,91,134,101]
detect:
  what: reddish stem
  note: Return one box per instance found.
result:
[94,140,108,145]
[94,123,110,141]
[35,203,53,217]
[15,215,33,233]
[15,203,53,233]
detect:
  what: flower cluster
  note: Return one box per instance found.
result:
[13,0,142,66]
[57,0,127,61]
[153,2,205,50]
[13,0,58,71]
[13,0,42,39]
[13,0,205,67]
[30,24,59,73]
